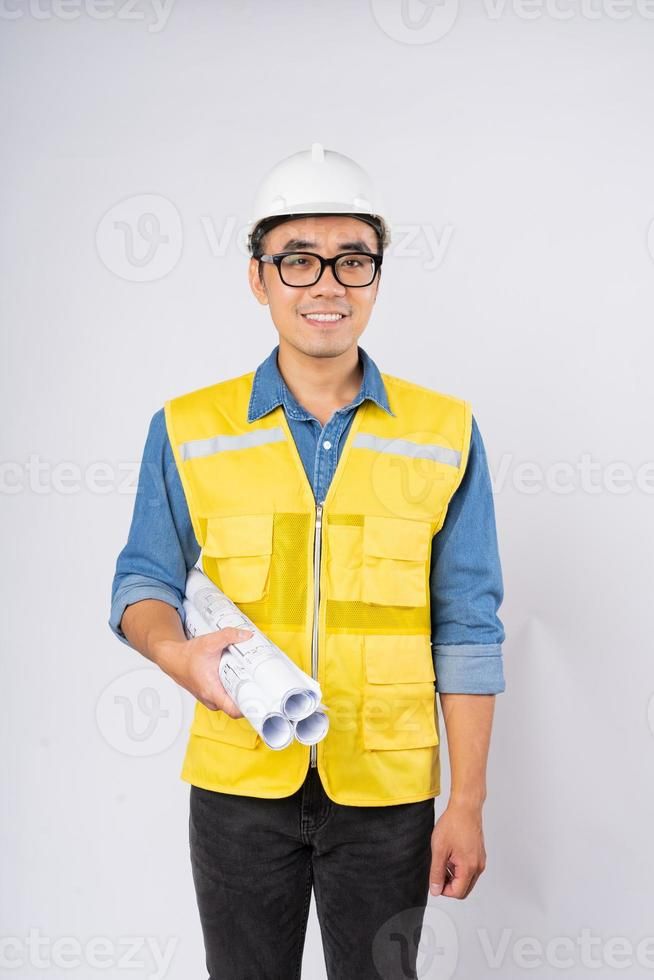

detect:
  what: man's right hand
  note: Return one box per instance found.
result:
[119,600,254,719]
[173,627,254,717]
[153,626,253,718]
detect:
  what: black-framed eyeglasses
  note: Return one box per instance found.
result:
[259,251,383,288]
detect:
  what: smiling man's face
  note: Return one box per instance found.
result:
[248,215,381,360]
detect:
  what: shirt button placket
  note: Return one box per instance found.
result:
[318,422,336,501]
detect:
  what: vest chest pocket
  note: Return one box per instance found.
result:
[362,634,438,750]
[362,515,432,607]
[203,513,273,604]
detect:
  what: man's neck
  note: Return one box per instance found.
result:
[276,342,363,426]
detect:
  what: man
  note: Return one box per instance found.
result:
[109,143,506,980]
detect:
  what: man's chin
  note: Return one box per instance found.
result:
[284,327,357,359]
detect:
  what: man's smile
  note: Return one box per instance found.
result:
[300,311,349,325]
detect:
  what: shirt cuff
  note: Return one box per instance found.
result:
[108,580,185,647]
[432,643,506,694]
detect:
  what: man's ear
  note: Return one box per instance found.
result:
[248,258,269,306]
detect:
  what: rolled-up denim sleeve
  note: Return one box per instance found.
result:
[430,414,506,694]
[108,408,201,647]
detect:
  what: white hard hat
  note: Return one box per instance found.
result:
[247,142,391,253]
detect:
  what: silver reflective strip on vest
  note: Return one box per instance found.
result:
[178,427,286,462]
[352,432,461,467]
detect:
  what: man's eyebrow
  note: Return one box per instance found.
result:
[279,238,376,253]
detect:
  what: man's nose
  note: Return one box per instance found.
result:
[309,264,346,295]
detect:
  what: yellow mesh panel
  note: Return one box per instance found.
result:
[203,512,310,631]
[325,600,429,632]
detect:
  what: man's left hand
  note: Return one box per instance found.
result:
[428,801,487,899]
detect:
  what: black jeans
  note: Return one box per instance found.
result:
[189,765,435,980]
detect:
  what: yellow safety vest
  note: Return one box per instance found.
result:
[164,369,472,806]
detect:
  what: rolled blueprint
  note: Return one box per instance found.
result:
[183,567,329,750]
[183,599,293,750]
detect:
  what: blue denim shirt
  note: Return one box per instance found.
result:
[109,344,506,694]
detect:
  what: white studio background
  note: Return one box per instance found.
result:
[2,4,654,979]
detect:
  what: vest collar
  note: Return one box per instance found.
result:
[247,344,395,423]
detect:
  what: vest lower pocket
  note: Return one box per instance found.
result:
[362,634,438,750]
[361,515,432,607]
[203,513,273,603]
[190,703,260,749]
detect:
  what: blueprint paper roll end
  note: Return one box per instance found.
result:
[261,713,294,750]
[294,709,329,746]
[281,688,318,721]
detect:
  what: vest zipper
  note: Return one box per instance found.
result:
[310,500,324,769]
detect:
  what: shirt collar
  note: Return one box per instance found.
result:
[247,344,395,422]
